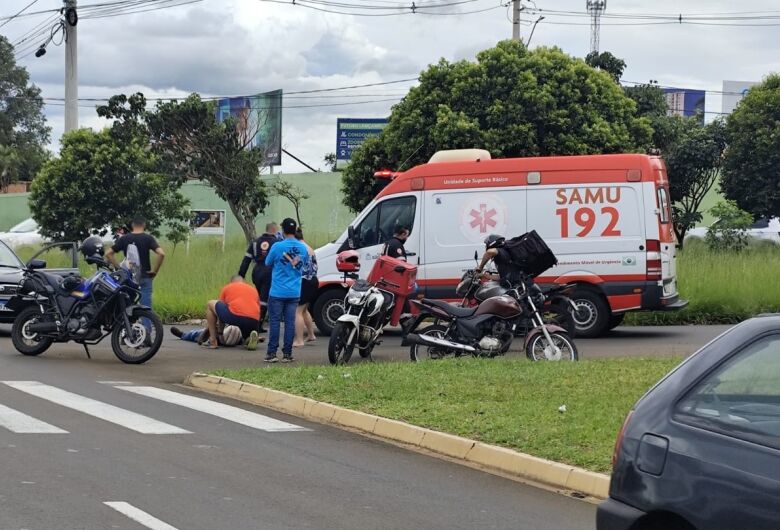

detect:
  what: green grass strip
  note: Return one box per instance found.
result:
[215,357,683,473]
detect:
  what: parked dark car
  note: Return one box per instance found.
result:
[0,240,79,324]
[598,315,780,530]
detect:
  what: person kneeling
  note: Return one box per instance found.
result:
[185,275,262,350]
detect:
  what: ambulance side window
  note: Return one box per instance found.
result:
[353,196,416,249]
[657,188,670,223]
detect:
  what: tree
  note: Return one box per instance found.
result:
[341,40,652,212]
[0,36,50,185]
[270,178,310,227]
[705,200,754,252]
[323,152,339,172]
[623,81,682,155]
[98,93,271,243]
[721,74,780,219]
[29,129,190,243]
[585,51,626,83]
[665,118,727,245]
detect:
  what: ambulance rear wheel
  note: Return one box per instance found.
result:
[313,289,346,336]
[571,288,610,338]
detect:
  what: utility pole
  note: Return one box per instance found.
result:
[64,0,78,132]
[512,0,521,41]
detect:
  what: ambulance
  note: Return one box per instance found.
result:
[313,149,687,337]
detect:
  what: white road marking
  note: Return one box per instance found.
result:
[117,386,309,432]
[0,403,68,434]
[104,502,179,530]
[2,382,190,435]
[97,381,134,385]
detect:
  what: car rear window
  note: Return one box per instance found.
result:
[675,334,780,450]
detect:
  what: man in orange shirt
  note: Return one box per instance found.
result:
[202,276,261,350]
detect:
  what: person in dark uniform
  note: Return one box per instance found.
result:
[475,234,522,286]
[382,225,410,260]
[237,222,279,332]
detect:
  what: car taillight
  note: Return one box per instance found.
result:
[646,240,662,281]
[612,410,634,470]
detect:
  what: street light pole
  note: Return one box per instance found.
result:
[64,0,78,132]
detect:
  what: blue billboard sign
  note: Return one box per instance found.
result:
[662,88,706,124]
[336,118,388,168]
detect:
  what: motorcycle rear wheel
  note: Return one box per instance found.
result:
[410,324,451,362]
[526,332,578,362]
[11,306,54,356]
[111,309,163,364]
[328,322,355,365]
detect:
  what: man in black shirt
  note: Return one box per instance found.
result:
[476,234,521,286]
[238,222,279,331]
[382,225,410,260]
[106,216,166,309]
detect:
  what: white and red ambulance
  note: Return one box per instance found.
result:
[313,149,687,337]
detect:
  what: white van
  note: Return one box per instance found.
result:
[313,150,686,337]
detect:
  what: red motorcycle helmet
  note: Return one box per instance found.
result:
[336,250,360,272]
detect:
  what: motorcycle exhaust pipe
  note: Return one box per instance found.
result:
[26,322,58,333]
[405,333,476,353]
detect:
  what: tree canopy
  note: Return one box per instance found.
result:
[721,75,780,219]
[341,40,652,212]
[585,51,626,83]
[98,93,270,243]
[0,35,50,187]
[29,128,190,243]
[665,118,727,244]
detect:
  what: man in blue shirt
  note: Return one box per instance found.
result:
[264,218,309,362]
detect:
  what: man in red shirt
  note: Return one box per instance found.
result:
[202,276,261,350]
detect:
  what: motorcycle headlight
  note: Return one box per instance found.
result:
[347,291,366,305]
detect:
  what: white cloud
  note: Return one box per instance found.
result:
[4,0,780,171]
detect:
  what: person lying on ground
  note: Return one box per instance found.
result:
[170,324,252,347]
[201,275,262,350]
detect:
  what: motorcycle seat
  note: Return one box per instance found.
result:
[421,299,476,318]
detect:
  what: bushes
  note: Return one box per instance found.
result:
[627,241,780,325]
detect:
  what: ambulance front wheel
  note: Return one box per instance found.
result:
[571,288,610,338]
[313,289,346,337]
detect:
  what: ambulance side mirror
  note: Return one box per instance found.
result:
[347,225,356,250]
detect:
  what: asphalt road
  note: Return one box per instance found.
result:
[0,323,731,385]
[0,324,728,528]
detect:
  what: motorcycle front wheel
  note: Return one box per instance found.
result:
[410,324,451,362]
[11,306,54,356]
[526,331,578,362]
[111,309,164,364]
[328,322,355,365]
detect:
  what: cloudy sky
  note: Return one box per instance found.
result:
[2,0,778,172]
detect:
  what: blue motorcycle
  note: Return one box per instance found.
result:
[7,237,163,364]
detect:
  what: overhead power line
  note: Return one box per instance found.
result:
[0,0,41,30]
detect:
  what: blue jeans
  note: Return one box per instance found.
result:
[139,277,153,308]
[181,329,204,342]
[139,277,153,331]
[267,296,298,357]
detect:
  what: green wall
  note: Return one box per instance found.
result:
[0,172,356,244]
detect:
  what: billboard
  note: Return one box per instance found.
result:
[188,209,227,252]
[662,88,706,123]
[216,89,282,166]
[722,80,758,115]
[336,118,389,169]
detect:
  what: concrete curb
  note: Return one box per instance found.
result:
[185,372,610,501]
